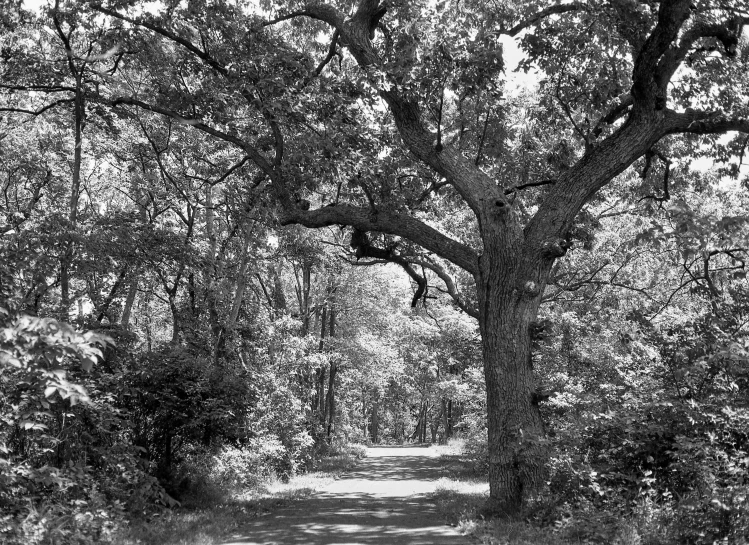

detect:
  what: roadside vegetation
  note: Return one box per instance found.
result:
[114,444,366,545]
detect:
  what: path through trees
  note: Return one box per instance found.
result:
[225,446,469,545]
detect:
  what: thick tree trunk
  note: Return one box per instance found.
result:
[477,253,547,515]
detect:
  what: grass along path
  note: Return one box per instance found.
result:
[113,445,471,545]
[112,450,362,545]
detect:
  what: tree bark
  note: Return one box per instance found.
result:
[227,237,251,327]
[59,73,84,321]
[420,403,427,444]
[317,304,328,423]
[326,360,337,440]
[441,398,451,443]
[325,303,337,440]
[169,295,180,344]
[120,276,138,329]
[477,239,547,514]
[271,263,287,313]
[205,184,223,362]
[370,400,379,444]
[53,5,86,321]
[97,264,129,323]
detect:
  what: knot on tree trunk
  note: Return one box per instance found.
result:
[522,281,541,297]
[530,389,552,405]
[541,236,572,258]
[529,318,553,341]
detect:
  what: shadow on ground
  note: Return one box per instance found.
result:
[342,455,442,481]
[222,493,460,545]
[220,446,468,545]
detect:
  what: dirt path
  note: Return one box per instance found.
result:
[221,445,471,545]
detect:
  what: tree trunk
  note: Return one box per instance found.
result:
[205,184,224,363]
[120,276,138,329]
[412,402,428,444]
[169,296,180,344]
[326,361,337,440]
[271,263,287,312]
[228,249,250,327]
[214,236,252,360]
[316,305,328,425]
[325,304,337,440]
[441,398,451,443]
[421,403,428,444]
[121,192,148,330]
[143,294,153,352]
[370,400,379,444]
[477,250,547,515]
[97,264,129,323]
[60,74,84,320]
[430,411,438,444]
[362,396,368,440]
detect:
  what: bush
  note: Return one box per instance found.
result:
[454,412,489,475]
[533,399,749,544]
[0,309,124,543]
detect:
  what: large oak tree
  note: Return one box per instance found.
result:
[14,0,748,513]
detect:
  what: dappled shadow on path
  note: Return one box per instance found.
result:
[221,493,460,545]
[341,455,441,482]
[220,446,467,545]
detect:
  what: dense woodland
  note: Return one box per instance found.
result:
[1,0,749,543]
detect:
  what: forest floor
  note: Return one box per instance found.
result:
[115,445,476,545]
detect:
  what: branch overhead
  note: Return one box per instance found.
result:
[504,2,584,37]
[349,228,427,307]
[667,111,749,135]
[631,0,692,110]
[280,204,479,276]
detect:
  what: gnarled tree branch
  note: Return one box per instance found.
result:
[349,229,427,307]
[281,204,479,275]
[503,2,584,37]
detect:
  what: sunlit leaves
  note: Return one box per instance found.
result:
[0,311,112,404]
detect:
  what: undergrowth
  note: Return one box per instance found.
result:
[431,437,749,545]
[112,443,367,545]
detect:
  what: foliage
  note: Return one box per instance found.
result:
[0,303,137,544]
